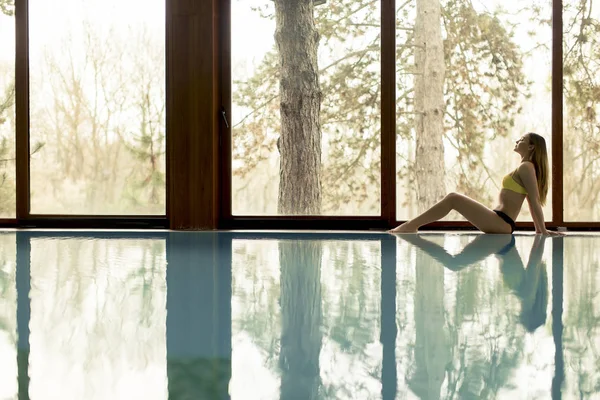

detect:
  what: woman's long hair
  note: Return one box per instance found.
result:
[519,261,549,332]
[527,133,549,206]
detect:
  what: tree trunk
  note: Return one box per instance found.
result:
[279,240,322,400]
[274,0,322,215]
[414,0,446,213]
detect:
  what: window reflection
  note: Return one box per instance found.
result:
[0,233,17,399]
[6,232,599,399]
[28,235,168,399]
[166,233,231,400]
[231,238,383,399]
[395,234,555,398]
[562,237,600,397]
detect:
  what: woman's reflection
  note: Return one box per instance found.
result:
[396,234,549,333]
[499,236,548,332]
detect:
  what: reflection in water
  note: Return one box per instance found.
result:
[28,236,168,399]
[231,238,383,399]
[396,233,555,399]
[0,233,17,400]
[500,236,548,332]
[380,239,397,400]
[166,233,231,400]
[7,232,231,400]
[408,251,450,400]
[279,240,322,400]
[551,237,564,400]
[398,234,549,332]
[562,236,600,399]
[1,232,599,399]
[16,234,29,400]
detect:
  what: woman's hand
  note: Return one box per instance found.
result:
[538,229,566,236]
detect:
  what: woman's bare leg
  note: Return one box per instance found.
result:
[389,192,512,234]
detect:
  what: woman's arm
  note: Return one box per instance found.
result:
[527,197,541,233]
[526,234,546,266]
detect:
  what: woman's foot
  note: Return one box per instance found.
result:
[388,222,418,233]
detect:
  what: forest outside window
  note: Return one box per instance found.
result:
[563,0,600,222]
[0,0,15,218]
[395,0,552,222]
[28,0,166,215]
[231,0,382,216]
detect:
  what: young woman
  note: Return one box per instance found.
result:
[390,133,563,235]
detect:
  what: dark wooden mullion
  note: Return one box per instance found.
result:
[381,0,397,227]
[221,217,389,230]
[167,0,221,229]
[20,231,168,240]
[552,0,564,225]
[15,217,168,229]
[219,0,232,224]
[24,214,167,218]
[15,0,30,220]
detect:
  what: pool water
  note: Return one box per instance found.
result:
[0,231,596,399]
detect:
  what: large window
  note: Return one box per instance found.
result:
[1,0,600,227]
[395,0,553,221]
[28,0,166,215]
[231,0,381,216]
[563,0,600,221]
[0,2,15,218]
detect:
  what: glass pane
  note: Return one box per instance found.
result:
[563,0,600,221]
[0,233,17,399]
[231,1,381,216]
[230,239,382,398]
[28,0,166,215]
[0,3,16,218]
[396,0,552,222]
[29,237,167,398]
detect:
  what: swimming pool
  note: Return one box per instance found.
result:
[0,231,595,399]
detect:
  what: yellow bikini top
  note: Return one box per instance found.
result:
[502,172,528,195]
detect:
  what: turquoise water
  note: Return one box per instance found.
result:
[0,231,595,399]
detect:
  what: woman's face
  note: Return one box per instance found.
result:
[514,134,532,155]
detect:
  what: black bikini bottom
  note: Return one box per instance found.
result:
[493,210,515,233]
